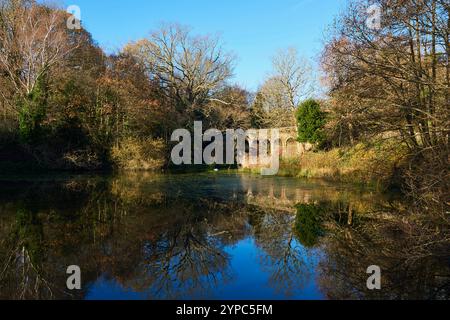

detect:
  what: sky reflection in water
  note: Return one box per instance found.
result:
[1,173,447,300]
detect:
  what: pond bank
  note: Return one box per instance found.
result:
[241,141,409,191]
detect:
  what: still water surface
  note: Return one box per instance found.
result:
[0,173,448,299]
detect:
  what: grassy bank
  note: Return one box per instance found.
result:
[242,139,409,190]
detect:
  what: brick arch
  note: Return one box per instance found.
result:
[285,137,298,158]
[241,126,307,166]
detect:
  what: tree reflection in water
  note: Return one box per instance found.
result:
[318,202,450,299]
[0,173,448,299]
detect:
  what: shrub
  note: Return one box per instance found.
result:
[111,137,166,171]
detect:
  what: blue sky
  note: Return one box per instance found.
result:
[62,0,347,91]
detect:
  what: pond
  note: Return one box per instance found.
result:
[0,173,448,300]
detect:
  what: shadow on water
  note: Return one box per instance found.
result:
[0,173,449,299]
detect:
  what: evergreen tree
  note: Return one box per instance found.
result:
[296,99,326,145]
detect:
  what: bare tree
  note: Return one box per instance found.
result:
[0,1,77,104]
[125,24,234,119]
[271,47,313,110]
[252,77,297,128]
[251,48,313,128]
[321,0,449,206]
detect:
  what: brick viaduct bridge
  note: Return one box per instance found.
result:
[241,126,313,167]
